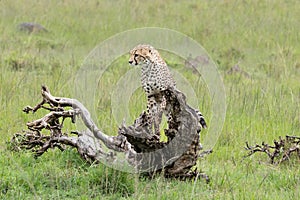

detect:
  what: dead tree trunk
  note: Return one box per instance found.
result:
[11,85,209,181]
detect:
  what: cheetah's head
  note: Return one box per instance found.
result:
[129,44,158,66]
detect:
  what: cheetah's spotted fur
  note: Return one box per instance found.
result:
[129,44,176,95]
[129,44,206,137]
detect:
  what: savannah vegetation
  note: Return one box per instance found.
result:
[0,0,299,199]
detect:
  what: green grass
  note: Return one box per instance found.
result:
[0,0,299,199]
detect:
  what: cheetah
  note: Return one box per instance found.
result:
[129,44,176,95]
[128,44,175,136]
[129,44,206,137]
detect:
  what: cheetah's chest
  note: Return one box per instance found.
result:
[141,63,171,95]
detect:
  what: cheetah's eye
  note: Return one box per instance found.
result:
[134,54,139,57]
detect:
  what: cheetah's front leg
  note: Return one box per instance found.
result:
[147,96,163,138]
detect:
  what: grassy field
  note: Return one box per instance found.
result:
[0,0,299,199]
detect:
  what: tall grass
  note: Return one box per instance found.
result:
[0,0,299,199]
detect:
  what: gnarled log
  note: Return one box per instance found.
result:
[11,85,209,181]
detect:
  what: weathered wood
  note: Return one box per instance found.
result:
[11,85,208,181]
[245,135,300,164]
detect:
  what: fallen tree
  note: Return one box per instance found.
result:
[244,135,300,164]
[10,85,210,182]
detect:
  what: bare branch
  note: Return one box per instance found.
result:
[244,135,300,164]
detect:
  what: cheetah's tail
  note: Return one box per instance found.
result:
[195,109,207,129]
